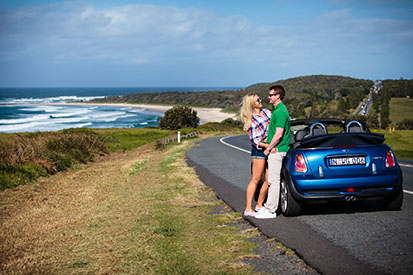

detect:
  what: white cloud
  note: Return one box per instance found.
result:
[0,2,412,86]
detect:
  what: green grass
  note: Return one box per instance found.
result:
[0,137,262,274]
[0,123,244,191]
[373,129,413,160]
[96,128,171,152]
[389,97,413,125]
[0,128,173,191]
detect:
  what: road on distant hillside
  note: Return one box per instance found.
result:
[186,134,413,275]
[355,80,383,116]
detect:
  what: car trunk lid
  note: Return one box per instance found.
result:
[301,145,388,178]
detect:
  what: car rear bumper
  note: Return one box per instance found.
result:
[285,170,403,202]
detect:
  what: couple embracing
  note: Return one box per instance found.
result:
[240,85,290,219]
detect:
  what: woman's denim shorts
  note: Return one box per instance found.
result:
[251,146,266,159]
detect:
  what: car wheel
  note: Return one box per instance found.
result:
[381,166,403,211]
[280,177,301,216]
[381,188,403,211]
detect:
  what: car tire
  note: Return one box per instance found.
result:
[381,188,403,211]
[280,177,301,216]
[381,166,403,211]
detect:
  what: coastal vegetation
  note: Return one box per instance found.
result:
[90,75,413,130]
[0,122,243,191]
[91,75,374,119]
[0,138,252,273]
[1,128,315,274]
[0,128,168,191]
[158,106,200,130]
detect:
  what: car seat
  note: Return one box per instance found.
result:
[345,120,364,133]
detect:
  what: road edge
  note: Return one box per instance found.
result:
[186,138,385,275]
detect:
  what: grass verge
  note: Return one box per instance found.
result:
[389,97,413,125]
[0,138,258,274]
[0,123,243,191]
[373,129,413,160]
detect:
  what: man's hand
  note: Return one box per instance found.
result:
[264,147,277,156]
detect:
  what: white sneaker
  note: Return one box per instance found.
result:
[255,208,277,219]
[254,206,265,214]
[243,210,258,217]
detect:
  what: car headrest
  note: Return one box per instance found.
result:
[348,126,363,132]
[294,129,307,142]
[304,122,328,138]
[345,120,364,133]
[313,127,327,136]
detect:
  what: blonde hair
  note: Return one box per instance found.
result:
[240,94,257,131]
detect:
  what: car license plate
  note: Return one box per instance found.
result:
[329,156,366,166]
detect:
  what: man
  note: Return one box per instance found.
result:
[255,85,290,219]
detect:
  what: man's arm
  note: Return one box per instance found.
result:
[264,127,284,156]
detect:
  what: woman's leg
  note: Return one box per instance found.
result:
[245,158,266,212]
[256,164,269,208]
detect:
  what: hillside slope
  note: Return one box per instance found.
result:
[92,75,373,116]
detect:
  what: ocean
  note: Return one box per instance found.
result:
[0,87,240,133]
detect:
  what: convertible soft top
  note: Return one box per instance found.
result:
[290,118,383,148]
[295,132,385,148]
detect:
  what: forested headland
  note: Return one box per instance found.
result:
[91,75,413,128]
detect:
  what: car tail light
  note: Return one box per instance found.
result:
[385,150,395,168]
[296,154,307,173]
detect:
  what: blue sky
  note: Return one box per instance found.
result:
[0,0,412,87]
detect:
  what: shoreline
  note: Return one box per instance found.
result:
[50,102,238,124]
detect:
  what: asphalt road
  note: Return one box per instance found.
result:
[186,134,413,275]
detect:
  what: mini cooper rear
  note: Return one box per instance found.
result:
[280,118,403,216]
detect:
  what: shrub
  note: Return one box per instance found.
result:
[0,130,108,190]
[221,118,243,129]
[198,122,242,133]
[0,163,47,191]
[158,106,200,130]
[46,151,74,173]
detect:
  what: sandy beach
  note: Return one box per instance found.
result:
[56,102,238,124]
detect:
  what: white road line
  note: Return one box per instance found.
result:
[220,135,413,196]
[220,136,250,154]
[399,163,413,168]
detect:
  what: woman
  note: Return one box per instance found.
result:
[240,94,271,217]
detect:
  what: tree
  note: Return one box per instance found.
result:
[158,106,200,130]
[296,103,306,118]
[337,98,348,114]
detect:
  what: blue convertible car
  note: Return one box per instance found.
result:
[280,118,403,216]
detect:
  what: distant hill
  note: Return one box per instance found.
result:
[91,75,374,116]
[383,79,413,98]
